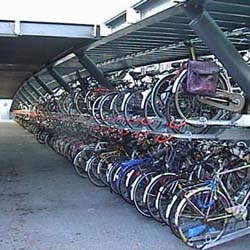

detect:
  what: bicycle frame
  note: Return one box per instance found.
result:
[194,164,250,223]
[215,164,250,207]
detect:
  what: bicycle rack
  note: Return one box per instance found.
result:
[202,221,250,249]
[12,0,250,108]
[73,114,250,141]
[179,115,250,131]
[13,0,249,142]
[11,2,250,247]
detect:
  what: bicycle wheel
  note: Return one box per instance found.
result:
[133,171,159,217]
[108,162,123,194]
[124,90,145,130]
[86,90,100,115]
[75,90,87,114]
[92,95,104,124]
[158,177,188,224]
[144,173,176,219]
[111,90,131,127]
[73,146,94,178]
[98,153,119,186]
[175,188,230,249]
[87,156,106,187]
[99,92,117,126]
[151,74,175,118]
[144,93,166,131]
[119,167,142,205]
[171,70,234,134]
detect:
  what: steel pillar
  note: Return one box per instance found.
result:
[76,70,88,91]
[182,0,250,98]
[26,81,45,100]
[47,66,72,93]
[34,76,54,95]
[75,52,113,89]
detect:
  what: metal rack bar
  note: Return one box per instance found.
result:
[183,114,250,127]
[202,225,250,249]
[73,115,250,141]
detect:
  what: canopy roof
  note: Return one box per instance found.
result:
[0,20,98,98]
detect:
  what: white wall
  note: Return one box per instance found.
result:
[0,99,13,120]
[139,0,176,19]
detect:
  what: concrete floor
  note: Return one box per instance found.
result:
[0,121,249,250]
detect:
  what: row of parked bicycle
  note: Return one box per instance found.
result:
[15,110,250,249]
[14,47,250,248]
[18,54,250,135]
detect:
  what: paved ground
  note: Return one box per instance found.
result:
[0,121,249,250]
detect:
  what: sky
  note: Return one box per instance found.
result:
[0,0,137,25]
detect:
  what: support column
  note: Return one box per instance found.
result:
[34,76,54,95]
[76,70,88,91]
[182,0,250,98]
[75,52,113,89]
[47,66,72,93]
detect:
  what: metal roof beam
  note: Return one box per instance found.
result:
[26,81,45,100]
[15,96,26,106]
[18,21,98,38]
[22,87,37,102]
[183,0,250,98]
[33,76,54,95]
[75,52,113,89]
[84,4,183,52]
[47,66,72,93]
[76,70,88,91]
[18,92,32,105]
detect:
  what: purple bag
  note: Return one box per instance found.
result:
[185,61,220,96]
